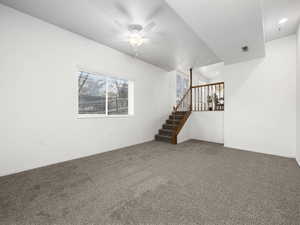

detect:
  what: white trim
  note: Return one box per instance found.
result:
[223,144,295,159]
[77,114,135,119]
[105,77,108,117]
[76,65,136,82]
[77,114,106,119]
[128,81,134,115]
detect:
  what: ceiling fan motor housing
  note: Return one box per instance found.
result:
[128,24,143,32]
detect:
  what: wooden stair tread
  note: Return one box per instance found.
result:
[156,134,171,138]
[160,128,173,132]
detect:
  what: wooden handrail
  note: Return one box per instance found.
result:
[173,88,191,112]
[173,68,193,112]
[171,87,192,144]
[192,82,224,89]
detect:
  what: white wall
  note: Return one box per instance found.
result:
[297,24,300,165]
[189,112,224,144]
[177,121,191,143]
[178,112,224,144]
[175,71,214,144]
[215,35,296,158]
[0,5,174,176]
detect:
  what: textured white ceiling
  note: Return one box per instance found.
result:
[1,0,298,73]
[198,62,225,80]
[165,0,266,65]
[263,0,300,42]
[191,0,300,80]
[0,0,220,71]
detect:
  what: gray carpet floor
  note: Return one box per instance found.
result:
[0,140,300,225]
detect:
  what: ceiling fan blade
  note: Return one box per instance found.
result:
[114,19,128,30]
[143,22,156,33]
[146,5,165,21]
[114,2,132,22]
[146,31,169,40]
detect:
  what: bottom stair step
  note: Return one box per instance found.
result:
[155,134,172,143]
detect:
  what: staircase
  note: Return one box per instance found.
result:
[154,68,225,144]
[155,73,193,144]
[155,111,191,144]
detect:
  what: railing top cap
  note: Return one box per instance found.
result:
[192,82,224,89]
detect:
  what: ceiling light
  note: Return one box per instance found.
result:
[278,18,288,25]
[128,33,148,48]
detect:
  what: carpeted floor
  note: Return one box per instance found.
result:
[0,140,300,225]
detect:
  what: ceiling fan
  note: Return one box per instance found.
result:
[111,2,164,56]
[89,0,165,56]
[127,22,156,53]
[114,21,156,56]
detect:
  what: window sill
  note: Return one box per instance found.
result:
[77,114,135,119]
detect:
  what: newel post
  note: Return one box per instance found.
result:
[190,68,193,111]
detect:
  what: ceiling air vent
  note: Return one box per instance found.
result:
[242,46,249,52]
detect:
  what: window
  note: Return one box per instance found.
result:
[107,78,128,115]
[176,73,189,104]
[78,70,133,117]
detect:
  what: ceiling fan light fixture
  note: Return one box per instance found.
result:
[128,33,147,48]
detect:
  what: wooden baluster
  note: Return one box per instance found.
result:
[210,85,215,111]
[205,86,206,111]
[196,88,198,111]
[223,83,224,110]
[200,87,202,111]
[195,88,196,111]
[193,88,196,111]
[197,87,199,111]
[219,84,222,110]
[201,87,203,111]
[209,85,211,111]
[217,84,220,111]
[203,86,205,111]
[207,85,209,111]
[203,87,204,111]
[219,84,221,111]
[213,85,215,111]
[212,85,214,111]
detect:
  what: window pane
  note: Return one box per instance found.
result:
[176,74,189,104]
[78,72,106,114]
[107,78,128,115]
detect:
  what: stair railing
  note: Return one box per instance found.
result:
[171,88,192,143]
[173,88,192,113]
[191,82,224,111]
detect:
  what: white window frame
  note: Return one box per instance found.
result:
[77,68,134,119]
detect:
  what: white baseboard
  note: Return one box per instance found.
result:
[224,144,294,159]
